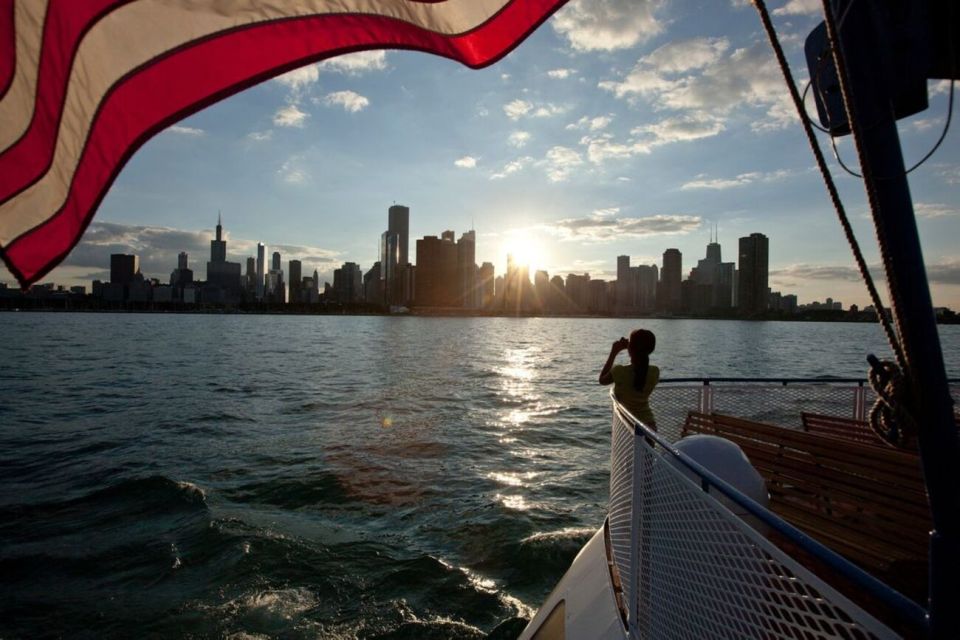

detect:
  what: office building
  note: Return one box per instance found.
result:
[206,214,242,301]
[256,243,266,300]
[658,249,682,312]
[457,230,476,308]
[110,254,139,285]
[738,233,770,315]
[333,262,363,303]
[415,234,458,307]
[288,260,302,303]
[479,262,495,308]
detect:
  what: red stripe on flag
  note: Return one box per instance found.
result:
[3,1,565,286]
[0,0,15,98]
[0,0,129,199]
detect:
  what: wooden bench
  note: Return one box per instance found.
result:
[802,411,959,450]
[801,412,888,447]
[682,411,929,601]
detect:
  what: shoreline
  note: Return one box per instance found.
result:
[2,301,957,324]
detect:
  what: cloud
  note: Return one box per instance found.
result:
[503,99,566,120]
[167,125,205,136]
[770,264,868,282]
[504,99,532,120]
[936,164,960,185]
[508,130,531,148]
[274,64,320,90]
[681,169,793,190]
[576,113,725,164]
[773,0,821,16]
[543,146,584,182]
[277,156,308,184]
[911,118,940,132]
[247,130,273,142]
[317,50,388,75]
[547,68,576,79]
[914,202,960,219]
[57,221,338,284]
[490,156,534,180]
[273,104,308,127]
[454,156,478,169]
[927,259,960,285]
[546,212,702,242]
[600,39,794,132]
[552,0,664,51]
[320,90,370,113]
[566,115,613,131]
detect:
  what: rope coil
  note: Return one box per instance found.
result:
[866,354,918,449]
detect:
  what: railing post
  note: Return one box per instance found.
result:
[700,380,713,414]
[854,381,865,422]
[627,429,644,638]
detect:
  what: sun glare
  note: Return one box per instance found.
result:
[501,233,546,275]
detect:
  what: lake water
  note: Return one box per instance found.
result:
[1,314,958,638]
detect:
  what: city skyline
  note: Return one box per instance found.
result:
[1,1,958,307]
[70,206,839,316]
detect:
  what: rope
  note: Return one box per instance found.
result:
[867,354,918,448]
[751,0,907,374]
[752,0,920,449]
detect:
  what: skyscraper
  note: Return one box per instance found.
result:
[659,249,682,312]
[110,254,139,285]
[256,243,266,301]
[272,251,281,272]
[381,229,400,304]
[479,262,495,307]
[457,230,476,308]
[415,234,458,307]
[388,205,409,266]
[206,214,242,300]
[178,252,188,270]
[616,255,632,313]
[210,213,226,262]
[288,260,302,303]
[738,233,769,315]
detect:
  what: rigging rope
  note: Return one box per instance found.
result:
[751,0,917,447]
[751,1,906,371]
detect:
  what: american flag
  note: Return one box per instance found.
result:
[0,0,567,288]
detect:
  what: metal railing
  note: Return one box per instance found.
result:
[606,379,957,639]
[650,377,959,443]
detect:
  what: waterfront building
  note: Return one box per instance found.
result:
[256,243,266,301]
[288,260,302,303]
[737,233,770,315]
[479,262,495,308]
[414,234,458,307]
[457,230,476,308]
[658,249,682,312]
[170,252,193,289]
[206,215,242,301]
[534,270,550,312]
[110,254,139,285]
[565,273,591,311]
[388,205,410,266]
[364,261,384,305]
[210,213,226,262]
[616,255,633,313]
[333,262,363,303]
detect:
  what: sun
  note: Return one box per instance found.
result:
[501,233,546,275]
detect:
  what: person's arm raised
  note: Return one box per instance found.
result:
[599,338,628,385]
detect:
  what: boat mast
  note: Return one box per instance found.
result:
[823,1,959,636]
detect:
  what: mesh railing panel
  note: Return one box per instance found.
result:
[647,385,704,442]
[609,409,636,598]
[710,383,862,429]
[609,405,900,640]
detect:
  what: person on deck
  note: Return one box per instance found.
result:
[599,329,659,429]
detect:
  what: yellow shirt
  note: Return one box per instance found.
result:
[612,364,659,427]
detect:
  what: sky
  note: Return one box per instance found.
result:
[4,0,959,308]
